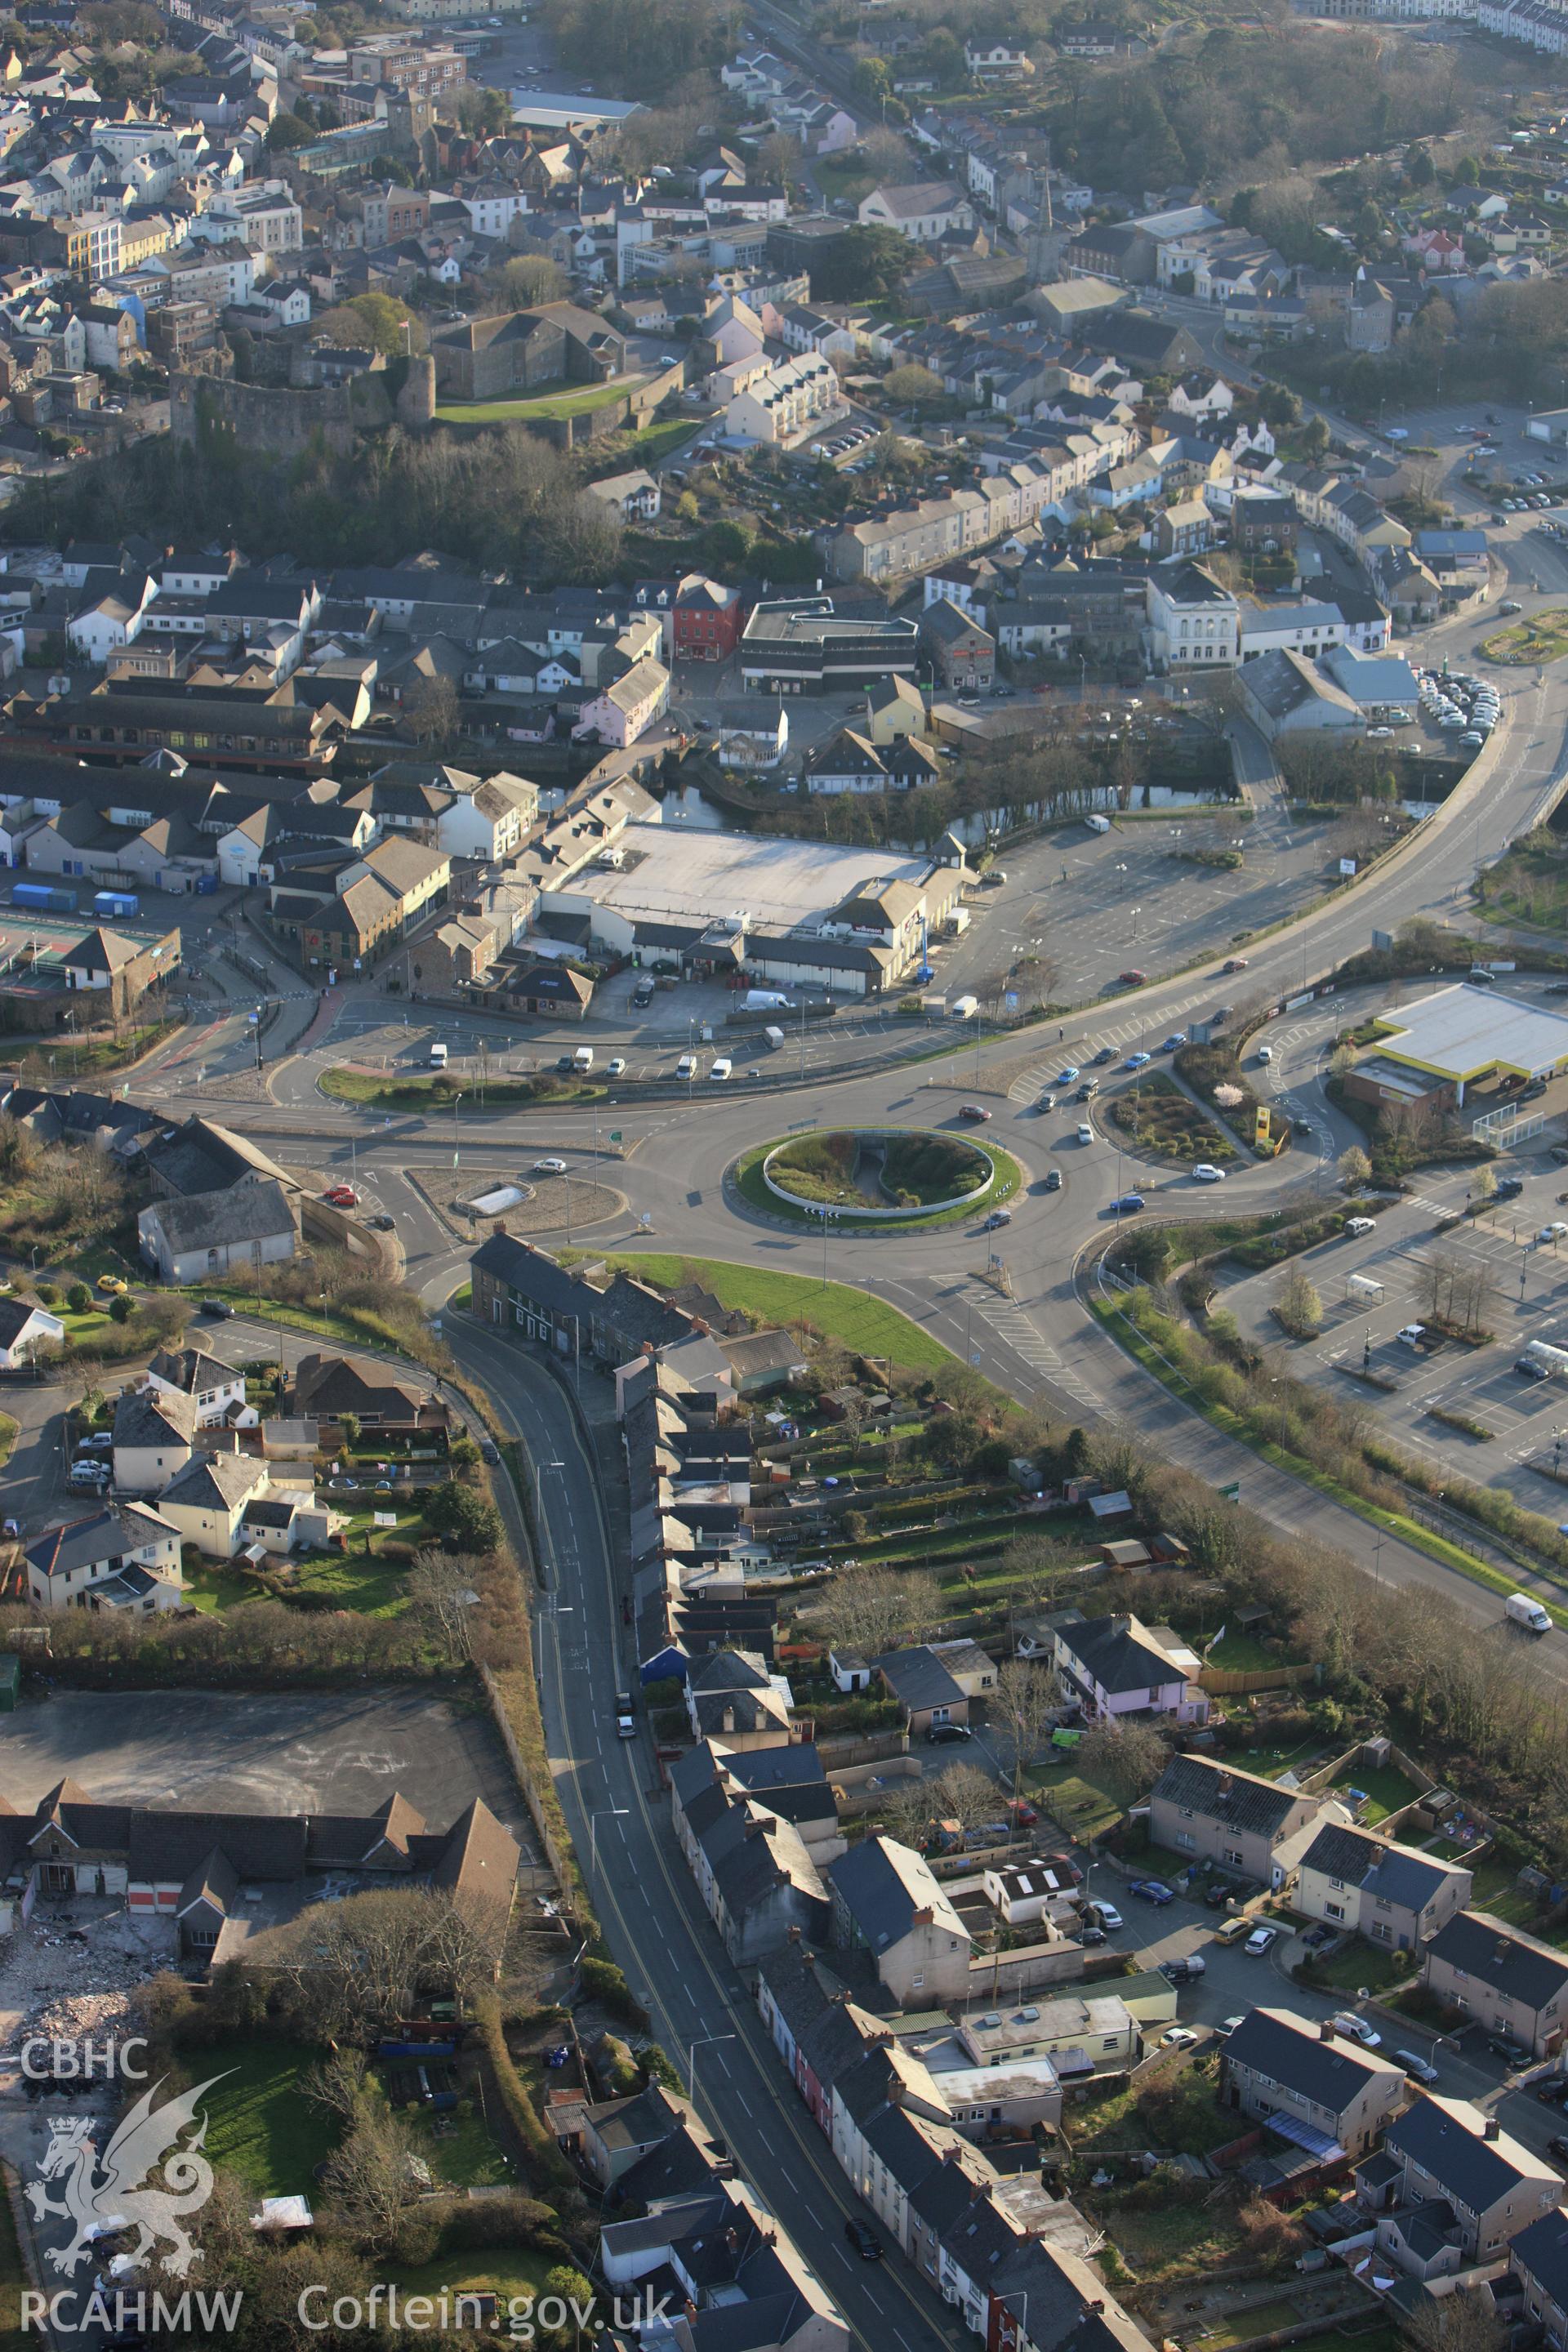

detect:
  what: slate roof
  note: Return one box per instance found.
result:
[1298,1822,1458,1916]
[114,1386,198,1450]
[1384,2094,1550,2214]
[828,1834,968,1953]
[146,1177,295,1254]
[1152,1753,1302,1838]
[1510,2209,1568,2313]
[876,1645,966,1712]
[1223,2006,1401,2114]
[160,1453,269,1512]
[1425,1911,1568,2015]
[24,1503,177,1584]
[1058,1613,1186,1695]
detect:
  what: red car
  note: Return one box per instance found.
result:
[323,1184,359,1208]
[1119,969,1147,987]
[958,1103,992,1123]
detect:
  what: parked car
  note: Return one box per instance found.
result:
[1245,1926,1278,1956]
[925,1722,973,1744]
[1093,1046,1117,1065]
[1120,969,1147,985]
[1488,2035,1532,2068]
[844,2220,882,2261]
[1085,1900,1122,1931]
[323,1185,359,1208]
[607,1057,626,1076]
[1303,1922,1337,1949]
[1215,2016,1247,2038]
[1128,1878,1174,1904]
[1536,2078,1568,2105]
[479,1438,501,1465]
[1548,2136,1568,2164]
[1398,2051,1441,2085]
[1331,2012,1383,2048]
[1164,2027,1200,2048]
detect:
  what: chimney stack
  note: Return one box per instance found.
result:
[1321,2020,1336,2041]
[1484,2117,1501,2141]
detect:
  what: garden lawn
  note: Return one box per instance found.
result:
[385,2247,555,2307]
[435,377,646,424]
[198,2039,338,2197]
[1204,1630,1288,1672]
[184,1560,256,1613]
[1300,1938,1412,1996]
[1330,1759,1422,1824]
[1467,1855,1565,1937]
[1083,2191,1254,2282]
[405,2101,514,2189]
[595,1252,958,1372]
[626,417,700,466]
[1025,1760,1124,1840]
[288,1506,434,1616]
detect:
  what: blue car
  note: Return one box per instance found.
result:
[1128,1878,1174,1904]
[1109,1194,1146,1216]
[1125,1050,1152,1069]
[1057,1066,1080,1085]
[1160,1035,1187,1053]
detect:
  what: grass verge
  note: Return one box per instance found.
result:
[319,1068,604,1112]
[434,377,644,424]
[1086,1286,1568,1624]
[579,1250,958,1370]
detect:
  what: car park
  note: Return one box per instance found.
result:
[1192,1163,1226,1183]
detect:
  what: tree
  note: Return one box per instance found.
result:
[884,363,947,410]
[265,109,313,150]
[426,1482,504,1552]
[272,1884,508,2043]
[991,1658,1060,1806]
[1473,1160,1498,1203]
[1407,2290,1505,2352]
[403,673,461,749]
[314,292,421,355]
[1301,413,1330,457]
[66,1281,91,1313]
[930,1758,999,1833]
[1454,154,1479,185]
[109,1291,132,1324]
[301,2047,370,2125]
[702,519,751,570]
[337,1411,362,1452]
[815,1561,941,1659]
[812,225,912,303]
[1076,1717,1168,1805]
[1338,1145,1371,1191]
[1405,142,1433,186]
[452,82,512,135]
[1277,1265,1323,1336]
[320,2104,420,2252]
[492,254,568,308]
[409,1546,479,1663]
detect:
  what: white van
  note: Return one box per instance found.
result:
[764,1026,786,1051]
[677,1053,698,1080]
[429,1041,448,1068]
[951,995,979,1021]
[1506,1592,1552,1634]
[1085,813,1111,834]
[572,1045,595,1073]
[1396,1324,1426,1348]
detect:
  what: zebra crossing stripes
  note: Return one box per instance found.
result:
[965,1284,1102,1410]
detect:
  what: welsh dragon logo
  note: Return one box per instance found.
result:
[25,2072,233,2279]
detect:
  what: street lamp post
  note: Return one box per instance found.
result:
[688,2032,736,2109]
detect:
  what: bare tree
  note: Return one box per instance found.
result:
[301,2047,370,2125]
[1407,2290,1506,2352]
[1338,1145,1371,1191]
[270,1886,507,2041]
[1276,1265,1323,1336]
[1076,1717,1168,1806]
[320,2106,421,2252]
[403,673,460,748]
[929,1759,1000,1833]
[410,1546,480,1663]
[992,1658,1060,1806]
[880,1774,937,1846]
[814,1562,941,1659]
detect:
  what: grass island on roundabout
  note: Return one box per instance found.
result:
[733,1125,1021,1230]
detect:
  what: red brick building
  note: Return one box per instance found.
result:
[674,577,743,663]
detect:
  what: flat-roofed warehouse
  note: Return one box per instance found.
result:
[1348,982,1568,1111]
[537,824,966,996]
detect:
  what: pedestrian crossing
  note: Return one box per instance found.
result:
[1005,993,1212,1102]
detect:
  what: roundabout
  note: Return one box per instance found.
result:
[735,1125,1022,1230]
